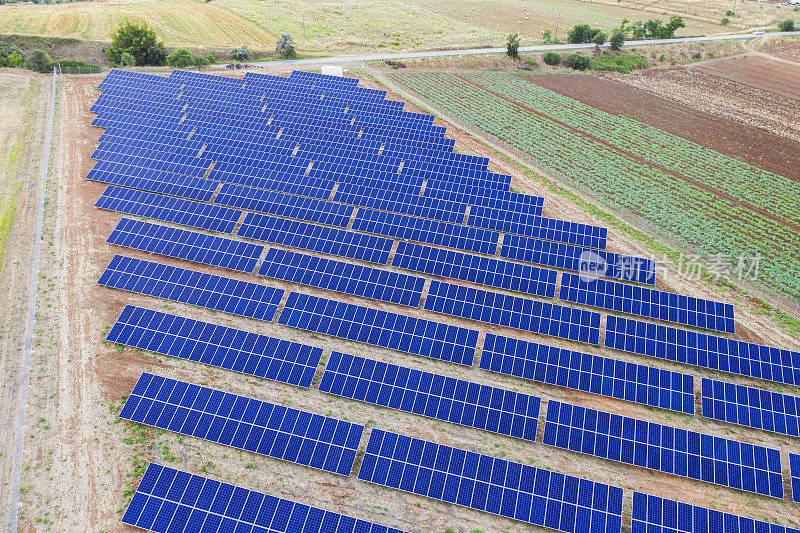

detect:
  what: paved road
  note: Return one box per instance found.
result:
[253,31,800,67]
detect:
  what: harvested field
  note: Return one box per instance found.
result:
[525,72,800,182]
[763,40,800,63]
[692,54,800,101]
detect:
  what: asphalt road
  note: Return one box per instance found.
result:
[252,31,800,67]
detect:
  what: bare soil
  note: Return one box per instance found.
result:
[520,72,800,182]
[691,54,800,101]
[11,69,800,533]
[763,41,800,63]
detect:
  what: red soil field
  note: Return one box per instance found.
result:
[522,72,800,182]
[692,55,800,100]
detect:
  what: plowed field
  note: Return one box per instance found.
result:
[692,55,800,101]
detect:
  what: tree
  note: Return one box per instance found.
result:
[506,33,520,59]
[664,15,686,38]
[567,24,592,44]
[564,52,590,70]
[610,28,625,51]
[107,20,162,66]
[145,44,168,66]
[778,19,796,32]
[193,55,209,69]
[541,29,553,43]
[592,31,607,48]
[25,49,52,73]
[275,34,296,59]
[166,49,194,67]
[725,10,734,16]
[721,17,730,25]
[120,52,136,66]
[542,51,561,66]
[232,46,249,61]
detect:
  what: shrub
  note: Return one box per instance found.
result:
[778,19,796,32]
[721,17,730,25]
[564,52,590,70]
[275,34,296,59]
[592,32,607,47]
[610,28,625,51]
[192,55,209,69]
[725,10,734,16]
[107,20,162,66]
[521,58,538,70]
[506,33,520,59]
[590,53,647,73]
[231,46,249,61]
[25,49,52,73]
[50,59,102,73]
[166,49,194,67]
[543,51,561,66]
[120,52,135,67]
[567,24,602,44]
[145,44,168,66]
[0,42,25,68]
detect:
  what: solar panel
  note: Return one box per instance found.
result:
[605,315,800,387]
[392,241,557,298]
[107,217,263,273]
[98,255,284,322]
[358,429,624,533]
[334,183,467,225]
[559,273,735,334]
[501,234,655,285]
[108,305,322,388]
[122,463,409,533]
[214,183,354,228]
[120,372,363,476]
[237,212,393,265]
[543,400,784,499]
[701,377,800,437]
[424,280,601,345]
[95,185,242,234]
[85,160,219,202]
[791,453,800,504]
[631,492,800,533]
[352,208,499,256]
[480,333,695,414]
[320,351,540,441]
[258,247,425,307]
[277,292,478,366]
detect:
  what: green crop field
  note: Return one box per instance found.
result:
[385,70,800,299]
[0,0,787,56]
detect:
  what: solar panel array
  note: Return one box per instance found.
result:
[560,273,735,334]
[108,305,322,388]
[120,373,364,476]
[107,217,263,273]
[277,292,478,366]
[424,280,601,344]
[320,351,540,441]
[605,315,800,387]
[237,212,393,265]
[543,400,784,499]
[86,160,218,202]
[123,464,408,533]
[358,429,624,533]
[701,378,800,437]
[791,453,800,504]
[258,247,424,307]
[98,255,284,321]
[631,492,800,533]
[392,241,558,298]
[480,333,695,414]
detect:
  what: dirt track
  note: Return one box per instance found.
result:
[10,70,800,532]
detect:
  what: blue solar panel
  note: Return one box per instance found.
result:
[559,273,735,334]
[258,247,425,307]
[631,492,800,533]
[277,292,478,366]
[352,208,499,256]
[95,185,242,234]
[108,305,322,388]
[358,429,623,533]
[701,377,800,437]
[334,183,467,225]
[85,160,219,202]
[791,453,800,503]
[320,351,540,441]
[392,241,557,298]
[98,255,284,322]
[214,183,354,228]
[480,333,695,414]
[605,315,800,387]
[122,463,409,533]
[120,372,363,476]
[543,400,784,499]
[501,234,655,285]
[238,212,393,265]
[107,217,263,273]
[424,280,601,345]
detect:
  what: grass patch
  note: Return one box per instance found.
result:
[590,53,648,73]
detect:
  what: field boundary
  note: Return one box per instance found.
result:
[5,69,57,533]
[367,65,800,320]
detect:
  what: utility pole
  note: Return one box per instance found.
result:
[555,10,563,41]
